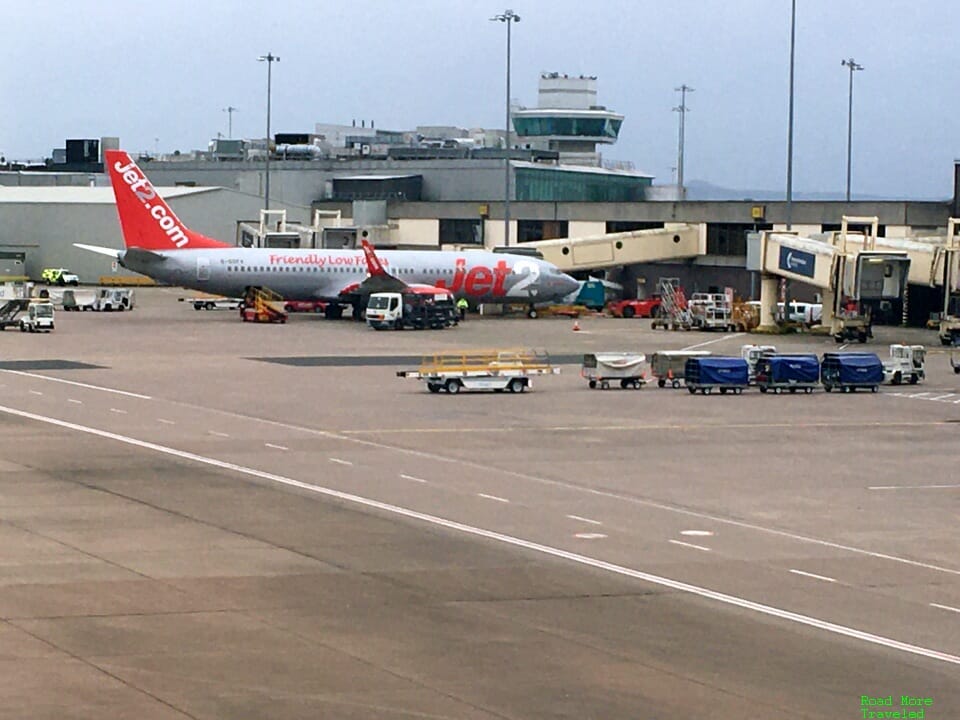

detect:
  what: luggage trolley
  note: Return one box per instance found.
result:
[581,353,648,390]
[755,354,820,394]
[820,352,883,393]
[650,350,711,388]
[684,356,750,395]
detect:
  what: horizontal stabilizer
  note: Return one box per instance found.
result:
[124,247,168,264]
[73,243,122,259]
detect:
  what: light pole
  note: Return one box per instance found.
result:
[673,84,693,197]
[841,57,863,202]
[783,0,796,323]
[258,53,279,210]
[223,106,238,139]
[490,9,520,246]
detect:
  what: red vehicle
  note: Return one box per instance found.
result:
[283,300,327,313]
[608,296,662,319]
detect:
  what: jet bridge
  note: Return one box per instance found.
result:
[525,224,705,272]
[757,216,912,342]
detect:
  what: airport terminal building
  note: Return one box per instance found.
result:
[1,73,958,322]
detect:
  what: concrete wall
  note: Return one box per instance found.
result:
[0,188,306,282]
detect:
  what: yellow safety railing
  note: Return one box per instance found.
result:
[418,348,552,374]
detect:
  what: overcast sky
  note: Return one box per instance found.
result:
[2,1,957,199]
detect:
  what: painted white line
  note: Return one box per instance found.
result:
[329,457,352,466]
[929,394,955,401]
[157,418,176,425]
[869,484,960,490]
[209,431,230,438]
[838,344,849,350]
[116,398,960,579]
[0,403,957,667]
[954,399,960,404]
[681,530,714,537]
[930,603,960,614]
[28,390,43,396]
[477,493,510,503]
[681,333,744,351]
[574,533,607,540]
[0,370,151,399]
[789,569,837,583]
[908,392,932,398]
[265,443,288,451]
[669,539,712,552]
[399,473,427,484]
[566,514,602,525]
[67,398,82,405]
[109,408,128,414]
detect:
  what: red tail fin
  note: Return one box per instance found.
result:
[105,150,230,250]
[361,239,388,276]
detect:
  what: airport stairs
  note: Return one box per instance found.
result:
[242,287,288,324]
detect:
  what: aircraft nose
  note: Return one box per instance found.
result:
[560,272,580,295]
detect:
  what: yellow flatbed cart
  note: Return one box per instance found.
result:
[397,348,560,394]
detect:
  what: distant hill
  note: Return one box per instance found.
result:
[682,180,947,202]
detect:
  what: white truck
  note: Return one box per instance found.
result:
[366,288,458,330]
[882,344,925,385]
[397,348,560,394]
[19,300,55,332]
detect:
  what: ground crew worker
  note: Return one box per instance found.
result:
[457,297,469,320]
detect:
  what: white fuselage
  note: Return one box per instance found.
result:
[120,247,580,303]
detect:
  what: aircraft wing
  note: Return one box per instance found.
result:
[337,240,409,298]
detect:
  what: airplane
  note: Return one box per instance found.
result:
[76,150,581,320]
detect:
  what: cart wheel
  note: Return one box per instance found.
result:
[703,387,712,395]
[445,379,461,394]
[805,387,813,394]
[658,378,666,388]
[734,388,743,395]
[427,383,441,393]
[687,387,696,394]
[871,385,879,393]
[759,386,767,393]
[773,387,781,395]
[954,367,960,375]
[672,379,681,389]
[620,379,630,389]
[508,378,524,393]
[825,386,832,393]
[719,388,727,395]
[892,372,902,385]
[632,380,642,389]
[842,386,851,393]
[601,381,610,390]
[909,374,918,385]
[588,380,597,389]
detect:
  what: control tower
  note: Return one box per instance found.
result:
[512,72,624,167]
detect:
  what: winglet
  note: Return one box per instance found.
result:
[105,150,230,251]
[360,239,388,276]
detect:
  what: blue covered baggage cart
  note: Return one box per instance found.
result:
[755,354,820,394]
[820,352,883,393]
[684,357,750,395]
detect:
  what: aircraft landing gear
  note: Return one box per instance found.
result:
[324,303,344,320]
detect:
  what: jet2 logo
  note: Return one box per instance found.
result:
[114,160,189,248]
[778,246,815,278]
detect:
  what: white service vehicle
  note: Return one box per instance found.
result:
[19,301,55,332]
[397,349,560,394]
[882,344,925,385]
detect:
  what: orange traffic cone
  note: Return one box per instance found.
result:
[667,368,674,381]
[572,319,581,331]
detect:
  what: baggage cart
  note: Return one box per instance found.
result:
[755,354,820,394]
[820,352,883,393]
[650,350,711,388]
[397,348,560,394]
[684,357,749,395]
[581,353,648,389]
[952,345,960,375]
